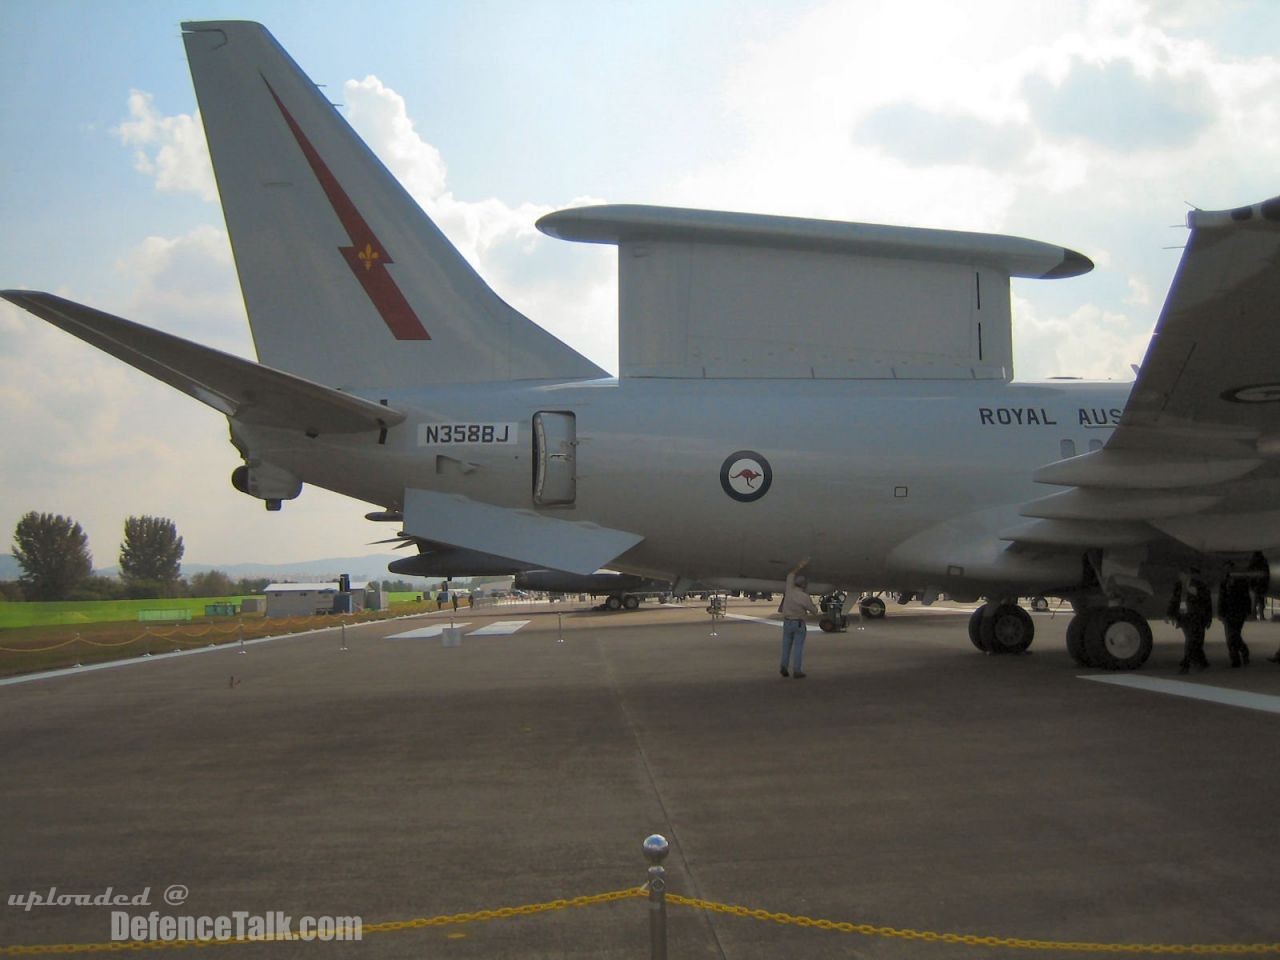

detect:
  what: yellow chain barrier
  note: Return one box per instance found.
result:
[667,893,1280,954]
[0,887,645,955]
[0,636,83,653]
[2,883,1276,956]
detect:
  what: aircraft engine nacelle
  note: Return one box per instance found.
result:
[231,461,302,511]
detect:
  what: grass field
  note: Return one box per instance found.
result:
[0,593,455,677]
[0,592,428,629]
[0,596,262,629]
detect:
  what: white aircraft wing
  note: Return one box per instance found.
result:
[2,291,405,436]
[1016,197,1280,553]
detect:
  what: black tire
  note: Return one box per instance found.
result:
[980,603,1035,654]
[605,595,623,611]
[1083,607,1152,670]
[1031,596,1050,612]
[623,595,640,610]
[859,596,887,619]
[1065,613,1091,666]
[968,606,990,652]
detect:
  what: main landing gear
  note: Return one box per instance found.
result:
[1065,607,1152,670]
[967,602,1035,655]
[967,600,1153,668]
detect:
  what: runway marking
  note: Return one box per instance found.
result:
[385,620,533,639]
[467,620,532,636]
[724,613,790,629]
[1082,675,1280,715]
[386,624,472,640]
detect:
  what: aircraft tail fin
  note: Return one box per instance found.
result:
[181,21,605,389]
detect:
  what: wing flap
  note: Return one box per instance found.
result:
[2,291,405,435]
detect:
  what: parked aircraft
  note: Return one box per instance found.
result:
[6,21,1280,670]
[511,571,671,610]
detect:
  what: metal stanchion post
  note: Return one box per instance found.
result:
[643,834,669,960]
[557,612,564,644]
[340,622,348,651]
[708,594,725,636]
[143,627,152,658]
[238,620,247,655]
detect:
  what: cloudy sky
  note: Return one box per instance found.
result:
[2,0,1278,570]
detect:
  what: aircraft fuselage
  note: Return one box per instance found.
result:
[239,376,1129,594]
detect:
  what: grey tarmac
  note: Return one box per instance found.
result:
[1,598,1277,959]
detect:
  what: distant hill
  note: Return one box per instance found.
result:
[1,551,451,586]
[97,554,429,583]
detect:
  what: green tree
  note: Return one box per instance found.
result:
[119,515,184,585]
[68,576,126,602]
[12,512,94,601]
[235,577,270,595]
[189,569,235,597]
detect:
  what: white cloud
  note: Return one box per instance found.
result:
[113,91,217,202]
[1012,295,1149,381]
[114,226,251,355]
[341,76,619,372]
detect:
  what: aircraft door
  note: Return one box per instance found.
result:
[533,411,577,505]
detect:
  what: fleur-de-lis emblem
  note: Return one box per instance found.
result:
[357,243,381,271]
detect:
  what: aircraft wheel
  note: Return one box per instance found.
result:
[1083,607,1152,670]
[1065,613,1092,666]
[623,595,640,610]
[819,617,839,633]
[859,596,887,619]
[968,606,989,652]
[605,595,623,611]
[1030,596,1050,612]
[980,603,1034,654]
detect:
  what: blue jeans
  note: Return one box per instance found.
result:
[780,618,806,672]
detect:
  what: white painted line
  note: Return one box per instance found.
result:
[386,623,471,640]
[466,620,532,636]
[723,612,783,628]
[1,611,443,687]
[1,633,298,687]
[1082,674,1280,715]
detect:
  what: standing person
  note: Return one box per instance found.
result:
[1168,568,1212,675]
[1218,562,1252,668]
[1248,551,1270,621]
[779,558,819,679]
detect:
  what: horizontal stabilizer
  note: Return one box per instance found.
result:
[2,291,405,435]
[403,489,643,576]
